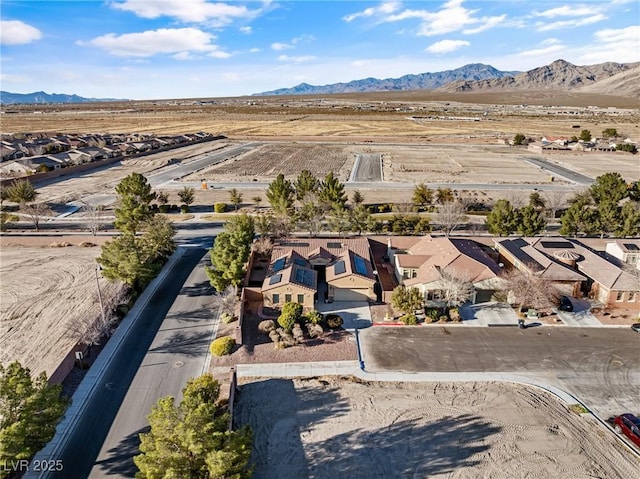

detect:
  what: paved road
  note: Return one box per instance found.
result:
[349,153,382,182]
[359,327,640,419]
[90,250,217,478]
[26,247,209,479]
[524,156,594,185]
[149,142,259,187]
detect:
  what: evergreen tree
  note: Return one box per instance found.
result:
[485,199,517,236]
[412,183,433,208]
[228,188,243,211]
[516,205,546,236]
[6,179,37,204]
[206,214,255,291]
[391,286,423,315]
[616,202,640,237]
[559,197,597,236]
[266,174,294,217]
[318,172,347,211]
[114,173,156,235]
[349,204,371,236]
[513,133,526,145]
[351,190,364,206]
[0,362,69,468]
[134,374,252,479]
[436,187,454,204]
[579,129,592,142]
[294,170,320,201]
[529,192,545,209]
[589,172,628,205]
[177,186,195,209]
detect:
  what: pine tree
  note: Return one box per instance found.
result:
[0,362,69,467]
[318,172,347,211]
[516,205,546,236]
[206,214,255,291]
[589,172,628,205]
[294,170,320,201]
[485,199,517,236]
[114,173,156,235]
[266,174,294,217]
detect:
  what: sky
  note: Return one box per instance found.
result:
[1,0,639,100]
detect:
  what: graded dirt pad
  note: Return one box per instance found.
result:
[0,244,126,379]
[235,378,640,479]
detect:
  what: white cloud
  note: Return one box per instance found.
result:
[277,55,315,63]
[518,44,565,57]
[0,73,32,83]
[425,39,470,54]
[249,47,261,53]
[536,14,606,32]
[578,25,640,63]
[346,0,507,36]
[343,1,401,22]
[0,20,42,45]
[239,26,252,34]
[81,28,228,58]
[111,0,257,26]
[533,5,601,18]
[271,42,293,51]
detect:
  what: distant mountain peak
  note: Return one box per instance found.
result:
[0,90,126,105]
[254,63,520,96]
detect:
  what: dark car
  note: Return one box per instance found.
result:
[558,296,574,312]
[613,413,640,447]
[632,323,640,333]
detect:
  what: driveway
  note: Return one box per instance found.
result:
[316,300,372,330]
[459,301,518,326]
[555,297,602,326]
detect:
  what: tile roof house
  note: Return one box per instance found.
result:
[605,240,640,271]
[496,237,639,308]
[387,236,504,304]
[261,237,377,310]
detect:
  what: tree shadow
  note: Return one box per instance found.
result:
[149,330,212,356]
[165,305,213,323]
[179,280,214,297]
[93,425,148,477]
[305,414,501,477]
[234,378,350,479]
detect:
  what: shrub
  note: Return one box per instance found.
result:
[399,313,418,325]
[221,312,236,324]
[326,314,343,330]
[159,204,170,213]
[268,329,280,343]
[304,310,323,325]
[214,202,227,213]
[258,320,276,333]
[180,205,190,213]
[425,308,440,322]
[171,204,178,211]
[278,302,303,331]
[210,336,235,356]
[438,315,449,323]
[277,328,296,347]
[448,307,461,322]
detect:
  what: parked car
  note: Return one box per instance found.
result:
[558,296,574,312]
[613,413,640,447]
[632,323,640,333]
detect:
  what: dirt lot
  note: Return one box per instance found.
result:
[0,239,126,380]
[235,377,640,478]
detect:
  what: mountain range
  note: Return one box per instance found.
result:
[255,63,520,96]
[256,59,638,98]
[0,91,123,105]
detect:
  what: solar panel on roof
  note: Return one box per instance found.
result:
[327,242,342,249]
[540,241,574,249]
[334,260,346,274]
[354,255,368,275]
[624,243,639,251]
[269,273,282,285]
[273,257,286,272]
[295,268,314,287]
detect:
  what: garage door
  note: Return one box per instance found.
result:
[333,288,370,302]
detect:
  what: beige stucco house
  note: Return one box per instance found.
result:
[261,237,377,311]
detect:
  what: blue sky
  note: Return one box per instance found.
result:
[1,1,639,100]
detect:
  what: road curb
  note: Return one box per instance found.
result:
[25,247,187,478]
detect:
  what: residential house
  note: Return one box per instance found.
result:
[606,240,640,270]
[261,237,377,310]
[387,236,504,305]
[497,237,639,308]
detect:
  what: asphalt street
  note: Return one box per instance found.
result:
[524,156,594,185]
[350,153,382,182]
[33,247,208,479]
[359,327,640,419]
[90,249,217,478]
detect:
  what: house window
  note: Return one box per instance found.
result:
[402,269,409,279]
[285,294,292,303]
[628,255,637,264]
[630,292,638,302]
[272,294,279,304]
[616,291,625,302]
[297,294,305,304]
[412,269,418,278]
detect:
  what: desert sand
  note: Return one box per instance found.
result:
[235,377,640,479]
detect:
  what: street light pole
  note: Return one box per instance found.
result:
[95,263,106,325]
